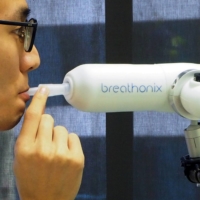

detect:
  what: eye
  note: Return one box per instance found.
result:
[14,27,25,41]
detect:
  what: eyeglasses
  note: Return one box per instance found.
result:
[0,18,37,52]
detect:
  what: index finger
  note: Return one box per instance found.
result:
[17,86,50,142]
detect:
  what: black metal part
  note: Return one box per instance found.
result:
[194,73,200,82]
[181,155,200,183]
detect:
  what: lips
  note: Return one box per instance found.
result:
[18,88,30,102]
[19,87,29,94]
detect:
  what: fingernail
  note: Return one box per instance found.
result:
[38,86,49,95]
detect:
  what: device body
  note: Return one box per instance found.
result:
[63,63,200,114]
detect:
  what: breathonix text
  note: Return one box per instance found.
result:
[101,83,162,93]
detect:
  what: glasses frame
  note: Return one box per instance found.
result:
[0,18,37,52]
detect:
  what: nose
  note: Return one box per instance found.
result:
[20,45,40,73]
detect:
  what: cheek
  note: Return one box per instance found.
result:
[0,30,25,130]
[0,68,20,107]
[0,48,20,88]
[0,49,22,124]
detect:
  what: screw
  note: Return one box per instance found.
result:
[196,183,200,187]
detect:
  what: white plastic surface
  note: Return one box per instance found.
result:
[28,83,70,97]
[181,78,200,118]
[27,63,200,117]
[63,63,200,113]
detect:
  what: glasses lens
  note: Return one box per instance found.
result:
[24,20,34,51]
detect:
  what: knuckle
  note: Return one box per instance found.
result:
[55,151,67,165]
[41,114,54,123]
[15,142,53,163]
[55,151,84,170]
[39,114,54,130]
[68,153,85,170]
[72,156,85,170]
[68,133,80,143]
[14,143,34,160]
[24,108,40,121]
[54,125,67,133]
[69,133,78,139]
[35,146,53,161]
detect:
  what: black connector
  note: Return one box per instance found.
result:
[194,73,200,82]
[181,155,200,183]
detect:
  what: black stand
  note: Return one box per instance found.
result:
[106,0,134,199]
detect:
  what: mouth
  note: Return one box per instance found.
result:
[18,87,30,102]
[19,87,30,93]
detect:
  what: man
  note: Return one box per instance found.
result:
[0,0,84,200]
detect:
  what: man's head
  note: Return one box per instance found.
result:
[0,0,40,130]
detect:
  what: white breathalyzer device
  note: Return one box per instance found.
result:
[28,63,200,119]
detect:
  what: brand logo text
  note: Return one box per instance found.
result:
[101,83,162,93]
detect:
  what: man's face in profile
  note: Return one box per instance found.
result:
[0,0,40,131]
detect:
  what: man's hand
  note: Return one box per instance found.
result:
[13,87,84,200]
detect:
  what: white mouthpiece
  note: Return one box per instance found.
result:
[27,83,70,97]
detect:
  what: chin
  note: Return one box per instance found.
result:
[0,98,27,131]
[0,117,21,131]
[0,113,23,131]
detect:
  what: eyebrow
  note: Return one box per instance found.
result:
[13,7,31,21]
[21,7,31,19]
